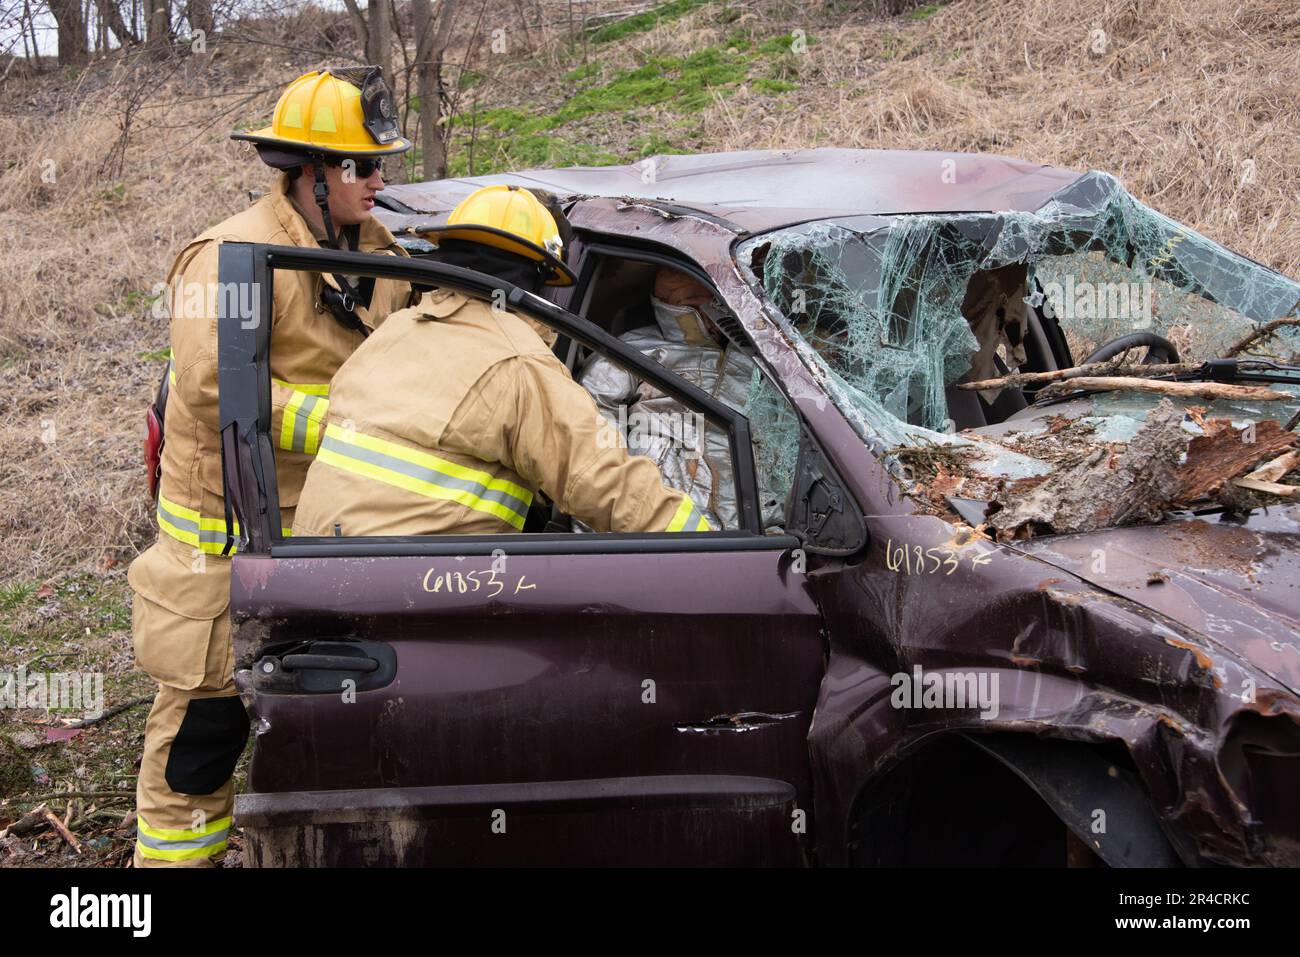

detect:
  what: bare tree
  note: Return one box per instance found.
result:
[411,0,457,180]
[20,0,42,68]
[47,0,89,64]
[186,0,212,36]
[146,0,169,53]
[95,0,139,45]
[341,0,393,79]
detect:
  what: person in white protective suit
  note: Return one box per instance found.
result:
[578,268,783,530]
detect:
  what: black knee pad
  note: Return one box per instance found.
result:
[165,696,251,795]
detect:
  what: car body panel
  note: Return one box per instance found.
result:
[231,549,823,866]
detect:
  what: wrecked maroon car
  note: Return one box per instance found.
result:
[217,149,1300,867]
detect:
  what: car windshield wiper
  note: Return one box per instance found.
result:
[1197,357,1300,385]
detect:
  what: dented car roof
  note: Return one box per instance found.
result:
[378,147,1085,231]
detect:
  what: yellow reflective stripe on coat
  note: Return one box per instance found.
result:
[276,380,331,455]
[167,351,176,387]
[665,494,712,532]
[136,813,231,862]
[316,427,534,531]
[157,494,291,554]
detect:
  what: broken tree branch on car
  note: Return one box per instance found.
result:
[958,360,1200,391]
[983,401,1300,538]
[1224,315,1300,357]
[1035,377,1291,402]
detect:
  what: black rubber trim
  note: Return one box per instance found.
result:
[236,774,795,827]
[164,696,251,796]
[273,532,802,558]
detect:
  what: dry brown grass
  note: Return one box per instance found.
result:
[706,0,1299,272]
[0,55,283,584]
[0,0,1296,586]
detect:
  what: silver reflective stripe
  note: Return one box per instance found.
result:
[157,498,199,535]
[136,826,229,852]
[321,433,531,517]
[292,392,325,452]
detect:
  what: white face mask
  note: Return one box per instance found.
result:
[650,296,715,345]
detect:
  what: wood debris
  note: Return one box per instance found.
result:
[987,400,1191,537]
[957,361,1198,391]
[900,400,1300,538]
[988,402,1299,537]
[1036,377,1290,403]
[1242,449,1300,484]
[42,806,85,854]
[1223,316,1300,357]
[1176,418,1299,501]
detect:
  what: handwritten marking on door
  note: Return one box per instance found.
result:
[884,538,993,576]
[421,567,537,598]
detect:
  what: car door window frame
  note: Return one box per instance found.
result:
[216,241,776,557]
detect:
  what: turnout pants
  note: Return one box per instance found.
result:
[129,541,250,867]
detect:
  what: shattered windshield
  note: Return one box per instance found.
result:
[739,171,1300,536]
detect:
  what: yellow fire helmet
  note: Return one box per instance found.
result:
[419,184,577,286]
[232,68,412,157]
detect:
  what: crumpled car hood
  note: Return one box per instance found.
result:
[1011,504,1300,695]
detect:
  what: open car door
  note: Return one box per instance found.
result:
[216,242,827,866]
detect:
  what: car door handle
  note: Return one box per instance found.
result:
[281,653,380,673]
[251,640,397,694]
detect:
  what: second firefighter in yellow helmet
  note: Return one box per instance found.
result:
[292,185,712,539]
[417,184,577,286]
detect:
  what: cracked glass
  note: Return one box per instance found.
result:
[739,171,1300,484]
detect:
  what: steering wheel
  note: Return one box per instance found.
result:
[1082,332,1180,366]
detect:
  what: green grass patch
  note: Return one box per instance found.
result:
[463,46,752,141]
[630,132,693,158]
[446,38,806,176]
[447,135,618,177]
[588,0,710,43]
[752,78,798,94]
[0,569,185,865]
[136,347,170,362]
[562,61,602,83]
[909,3,943,19]
[551,47,750,123]
[722,29,754,51]
[119,289,161,313]
[472,107,544,134]
[758,32,819,55]
[0,581,37,614]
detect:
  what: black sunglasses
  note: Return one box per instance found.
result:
[327,156,386,178]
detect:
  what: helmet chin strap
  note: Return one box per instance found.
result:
[311,155,340,249]
[310,153,372,338]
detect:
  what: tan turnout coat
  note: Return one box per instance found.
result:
[292,289,713,538]
[130,172,413,691]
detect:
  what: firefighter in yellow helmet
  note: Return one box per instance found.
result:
[291,184,714,539]
[129,68,417,867]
